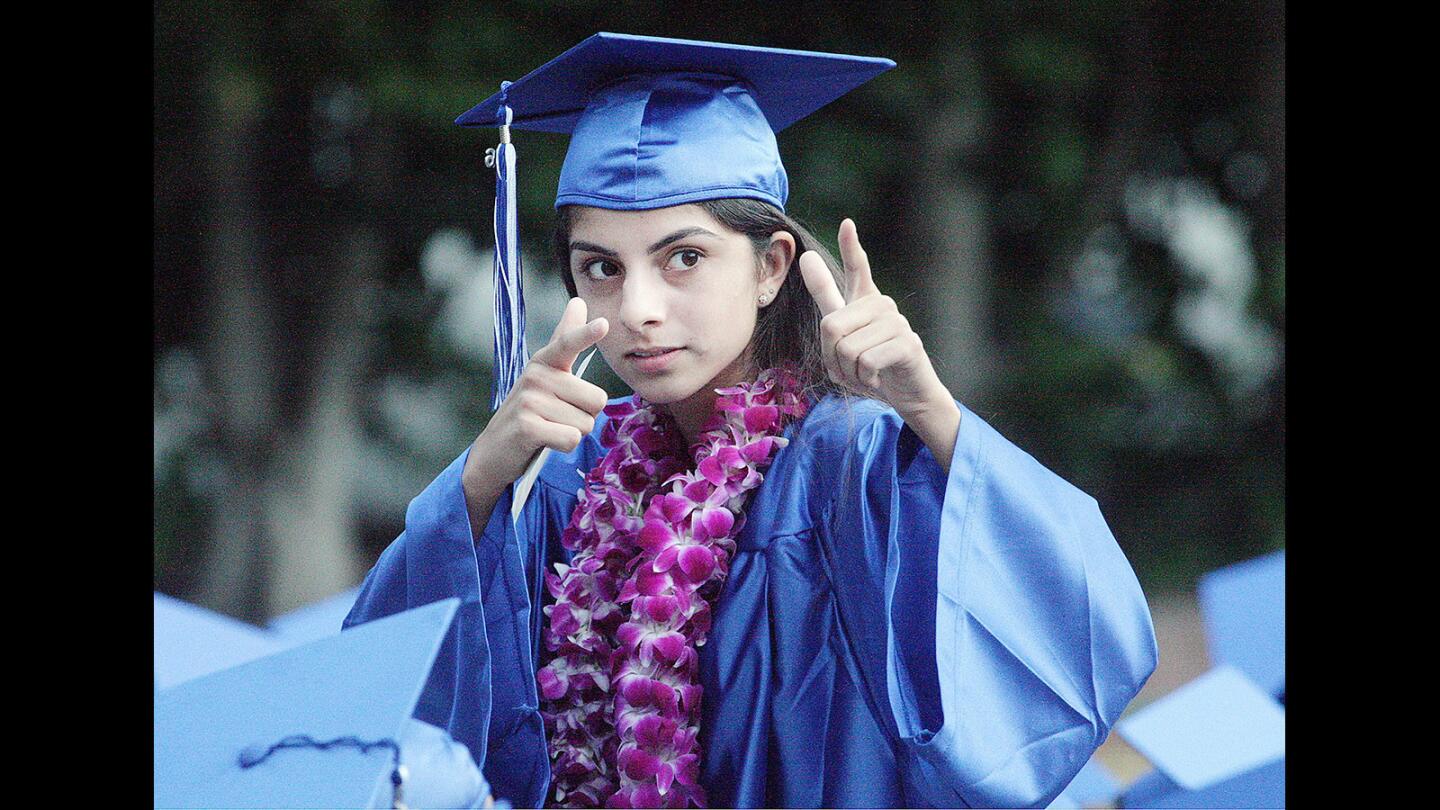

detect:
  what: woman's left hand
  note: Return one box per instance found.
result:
[799,219,963,467]
[798,219,951,415]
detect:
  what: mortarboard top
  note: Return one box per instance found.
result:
[1119,769,1177,808]
[456,32,895,212]
[154,592,286,691]
[267,586,363,647]
[1198,550,1285,698]
[1119,759,1285,809]
[457,32,896,134]
[154,598,460,809]
[1116,666,1285,793]
[1045,793,1081,809]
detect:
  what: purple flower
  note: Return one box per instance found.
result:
[743,404,779,433]
[540,367,808,808]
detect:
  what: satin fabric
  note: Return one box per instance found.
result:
[555,73,789,212]
[345,397,1157,808]
[453,34,894,215]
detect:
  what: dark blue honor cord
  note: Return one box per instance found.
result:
[238,734,408,809]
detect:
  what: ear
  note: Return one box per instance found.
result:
[760,231,796,301]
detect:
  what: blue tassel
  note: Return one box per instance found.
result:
[488,83,528,410]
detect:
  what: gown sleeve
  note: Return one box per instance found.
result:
[819,401,1158,809]
[342,447,554,808]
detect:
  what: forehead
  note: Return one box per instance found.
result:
[568,204,730,246]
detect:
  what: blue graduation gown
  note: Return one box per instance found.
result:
[344,396,1157,808]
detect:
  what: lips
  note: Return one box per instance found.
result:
[627,346,681,358]
[626,346,683,372]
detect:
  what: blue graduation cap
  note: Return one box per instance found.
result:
[155,599,469,808]
[1046,792,1081,809]
[1198,550,1285,698]
[1120,759,1285,809]
[154,592,286,691]
[1116,666,1285,808]
[267,586,362,647]
[457,32,895,212]
[454,32,895,407]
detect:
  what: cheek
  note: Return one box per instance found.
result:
[594,325,625,365]
[579,293,617,327]
[701,293,758,351]
[725,276,760,315]
[689,286,740,317]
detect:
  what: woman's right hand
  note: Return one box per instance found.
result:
[461,297,610,522]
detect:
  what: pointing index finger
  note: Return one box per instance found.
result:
[839,218,879,300]
[799,250,846,316]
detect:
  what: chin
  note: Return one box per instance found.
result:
[622,375,707,405]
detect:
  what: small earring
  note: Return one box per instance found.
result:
[758,291,772,305]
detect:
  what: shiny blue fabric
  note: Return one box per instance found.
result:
[345,397,1158,808]
[454,33,895,213]
[556,73,788,212]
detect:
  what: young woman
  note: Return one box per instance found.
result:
[347,34,1157,810]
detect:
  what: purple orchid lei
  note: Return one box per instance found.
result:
[537,367,808,809]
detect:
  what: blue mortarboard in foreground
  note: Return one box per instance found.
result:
[1198,550,1285,698]
[267,586,363,647]
[1121,759,1285,809]
[453,33,894,407]
[154,592,286,691]
[155,599,461,809]
[1117,665,1284,804]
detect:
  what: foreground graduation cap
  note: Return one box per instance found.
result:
[1121,760,1285,809]
[157,589,368,692]
[453,32,895,407]
[1117,666,1285,808]
[154,592,287,691]
[267,586,363,647]
[1198,550,1285,699]
[155,599,461,809]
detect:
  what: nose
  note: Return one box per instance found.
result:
[617,269,666,333]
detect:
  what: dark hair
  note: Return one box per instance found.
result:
[552,198,858,403]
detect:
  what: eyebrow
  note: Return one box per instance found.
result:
[569,227,722,258]
[645,227,720,254]
[568,240,617,257]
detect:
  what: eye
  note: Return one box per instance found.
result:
[580,258,622,281]
[666,249,703,271]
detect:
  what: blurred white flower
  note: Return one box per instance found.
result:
[1063,223,1156,344]
[419,227,572,363]
[335,371,474,519]
[375,374,469,459]
[1124,176,1279,397]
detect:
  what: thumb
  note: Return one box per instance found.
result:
[547,297,587,345]
[538,298,607,371]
